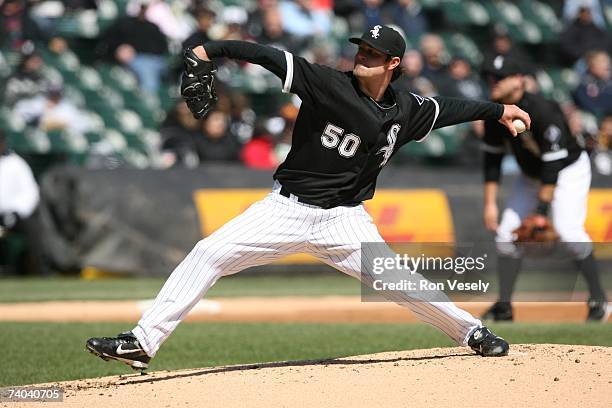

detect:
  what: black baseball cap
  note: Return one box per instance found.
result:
[349,25,406,59]
[481,54,524,79]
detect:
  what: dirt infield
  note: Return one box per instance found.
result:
[0,297,606,322]
[8,344,610,408]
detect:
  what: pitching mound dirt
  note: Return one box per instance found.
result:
[17,344,612,408]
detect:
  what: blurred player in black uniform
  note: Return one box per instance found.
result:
[480,55,610,322]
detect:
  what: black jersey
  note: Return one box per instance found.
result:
[206,40,504,208]
[483,92,582,185]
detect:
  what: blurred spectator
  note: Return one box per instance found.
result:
[63,0,97,11]
[279,0,331,39]
[559,5,611,66]
[183,5,215,49]
[0,130,49,276]
[419,34,450,88]
[438,56,485,100]
[13,82,91,135]
[592,115,612,175]
[97,1,169,94]
[381,0,428,39]
[0,0,44,50]
[218,5,248,41]
[334,45,356,72]
[573,50,612,118]
[361,0,384,29]
[47,35,69,55]
[303,40,336,66]
[241,125,278,169]
[247,0,279,39]
[227,92,256,145]
[161,108,240,166]
[199,110,240,162]
[255,7,304,53]
[274,100,298,163]
[333,0,362,32]
[127,0,192,46]
[241,100,297,169]
[3,46,48,107]
[160,101,202,168]
[563,0,607,30]
[394,49,437,96]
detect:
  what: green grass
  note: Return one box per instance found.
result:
[2,270,609,303]
[0,274,360,303]
[1,322,611,387]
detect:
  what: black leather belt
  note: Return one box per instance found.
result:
[279,186,299,200]
[279,186,360,208]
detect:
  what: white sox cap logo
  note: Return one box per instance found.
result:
[494,55,504,70]
[370,25,382,39]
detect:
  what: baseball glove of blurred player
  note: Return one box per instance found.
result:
[512,214,559,243]
[181,48,217,119]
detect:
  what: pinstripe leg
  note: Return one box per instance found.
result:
[307,205,482,345]
[133,194,311,357]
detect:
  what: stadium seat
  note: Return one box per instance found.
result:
[441,1,490,26]
[97,0,119,30]
[605,4,612,30]
[0,47,20,70]
[399,124,469,159]
[63,85,86,108]
[0,108,25,135]
[22,128,51,154]
[479,1,542,44]
[537,67,578,103]
[98,64,138,92]
[84,130,103,145]
[119,147,151,168]
[420,0,441,10]
[138,128,162,152]
[0,49,11,79]
[101,128,128,152]
[518,0,562,43]
[40,49,81,77]
[441,32,483,67]
[158,83,180,112]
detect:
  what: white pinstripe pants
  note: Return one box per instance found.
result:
[133,183,481,357]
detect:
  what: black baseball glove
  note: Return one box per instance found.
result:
[180,48,217,119]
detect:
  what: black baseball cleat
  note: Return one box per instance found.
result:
[468,326,509,357]
[586,299,611,322]
[481,301,514,322]
[86,331,151,370]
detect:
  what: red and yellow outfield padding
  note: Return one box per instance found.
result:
[586,189,612,258]
[193,189,454,264]
[192,188,612,264]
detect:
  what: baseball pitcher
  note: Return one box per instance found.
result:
[86,26,532,370]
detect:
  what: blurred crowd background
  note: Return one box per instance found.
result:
[1,0,611,174]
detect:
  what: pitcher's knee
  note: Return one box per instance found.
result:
[190,239,234,278]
